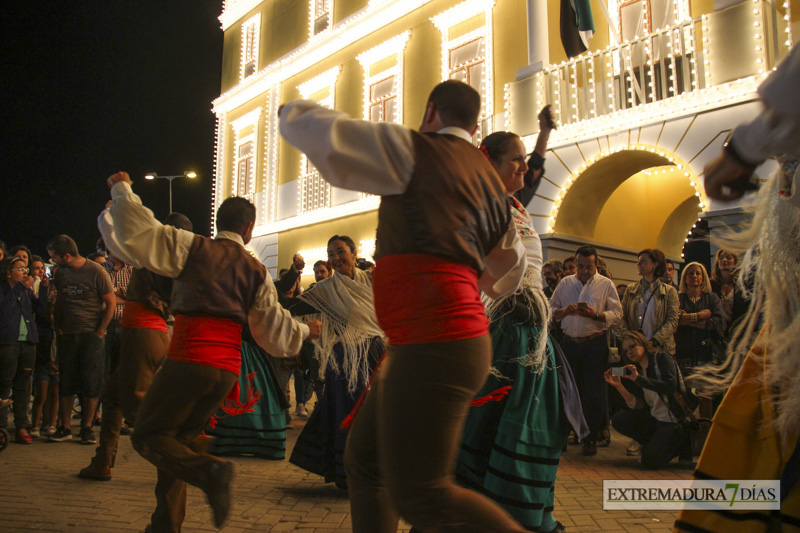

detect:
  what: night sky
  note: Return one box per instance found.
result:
[1,2,223,259]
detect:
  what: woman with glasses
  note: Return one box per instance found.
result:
[604,331,693,469]
[0,256,49,444]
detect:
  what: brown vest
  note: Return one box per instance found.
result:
[375,131,511,273]
[125,268,172,320]
[171,235,266,324]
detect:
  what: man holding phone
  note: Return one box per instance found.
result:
[550,245,622,456]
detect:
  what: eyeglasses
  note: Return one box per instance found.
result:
[11,268,29,273]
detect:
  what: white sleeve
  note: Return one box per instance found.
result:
[97,208,138,267]
[601,281,623,326]
[550,281,565,310]
[478,221,527,299]
[279,99,416,195]
[247,278,310,357]
[108,181,194,278]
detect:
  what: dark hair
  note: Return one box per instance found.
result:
[427,80,481,131]
[0,256,26,281]
[216,197,256,233]
[47,234,79,257]
[163,212,193,231]
[563,255,576,265]
[542,259,564,276]
[638,248,666,278]
[9,245,32,266]
[87,252,106,262]
[278,268,289,278]
[313,260,330,271]
[327,235,356,254]
[616,283,627,291]
[31,254,44,266]
[480,131,520,162]
[575,245,598,262]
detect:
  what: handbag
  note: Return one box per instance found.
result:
[653,354,710,455]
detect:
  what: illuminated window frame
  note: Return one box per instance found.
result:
[607,0,690,40]
[432,0,495,132]
[357,32,410,124]
[231,107,261,202]
[310,0,334,38]
[297,67,341,214]
[240,14,261,81]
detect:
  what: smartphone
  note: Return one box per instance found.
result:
[44,265,53,278]
[577,301,588,308]
[611,367,628,377]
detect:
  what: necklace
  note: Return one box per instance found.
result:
[689,295,702,304]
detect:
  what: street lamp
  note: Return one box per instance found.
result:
[144,171,196,213]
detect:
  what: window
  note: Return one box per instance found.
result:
[357,32,410,125]
[236,140,254,197]
[297,67,341,213]
[614,0,686,41]
[449,37,485,91]
[311,0,332,36]
[432,0,495,141]
[241,15,261,81]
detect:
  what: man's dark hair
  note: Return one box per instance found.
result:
[313,260,330,270]
[575,245,598,262]
[163,212,193,232]
[638,248,667,278]
[543,259,564,276]
[563,255,576,265]
[278,268,289,279]
[216,197,256,233]
[616,283,627,291]
[427,80,481,132]
[328,235,356,254]
[47,234,79,257]
[87,252,106,262]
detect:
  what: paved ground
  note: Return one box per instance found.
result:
[1,400,692,532]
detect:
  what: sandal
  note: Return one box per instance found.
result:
[597,430,611,447]
[15,428,33,444]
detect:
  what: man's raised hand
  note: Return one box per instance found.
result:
[107,171,133,189]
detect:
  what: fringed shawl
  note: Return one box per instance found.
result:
[298,268,385,394]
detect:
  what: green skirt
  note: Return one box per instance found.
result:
[206,337,287,459]
[456,318,565,531]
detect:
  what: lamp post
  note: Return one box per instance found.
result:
[144,171,196,213]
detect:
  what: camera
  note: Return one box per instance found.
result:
[611,367,629,377]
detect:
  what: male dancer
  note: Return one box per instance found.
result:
[103,173,320,531]
[280,80,528,532]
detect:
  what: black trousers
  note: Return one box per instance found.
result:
[560,335,608,443]
[612,408,689,469]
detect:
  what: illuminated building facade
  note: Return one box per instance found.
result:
[212,0,797,283]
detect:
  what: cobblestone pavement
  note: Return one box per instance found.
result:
[1,410,692,532]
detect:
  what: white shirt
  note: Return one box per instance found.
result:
[101,182,309,357]
[549,273,623,337]
[279,99,526,300]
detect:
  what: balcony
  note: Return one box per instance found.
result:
[505,0,792,140]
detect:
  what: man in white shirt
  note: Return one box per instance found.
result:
[550,245,622,456]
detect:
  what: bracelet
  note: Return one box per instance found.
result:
[691,313,697,323]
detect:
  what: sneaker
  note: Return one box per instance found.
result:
[49,426,73,442]
[295,403,308,417]
[626,439,642,456]
[78,460,112,481]
[29,427,40,439]
[80,427,97,445]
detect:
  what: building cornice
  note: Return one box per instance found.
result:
[219,0,262,31]
[213,0,434,114]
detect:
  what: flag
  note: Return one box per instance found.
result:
[560,0,595,58]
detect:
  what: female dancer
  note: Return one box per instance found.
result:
[456,113,583,532]
[288,235,384,488]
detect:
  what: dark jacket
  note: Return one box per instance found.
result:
[0,281,48,344]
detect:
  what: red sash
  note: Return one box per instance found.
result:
[168,315,243,375]
[121,301,168,333]
[372,254,488,345]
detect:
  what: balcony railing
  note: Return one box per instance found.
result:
[505,0,792,138]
